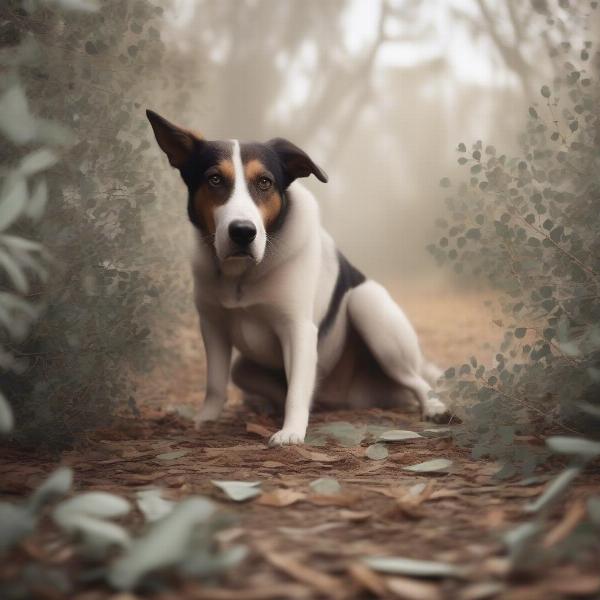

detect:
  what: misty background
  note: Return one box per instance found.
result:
[151,0,594,280]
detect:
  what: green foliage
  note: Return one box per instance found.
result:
[430,43,600,474]
[0,467,244,596]
[0,0,195,445]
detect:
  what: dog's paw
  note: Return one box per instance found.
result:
[423,397,452,424]
[268,428,305,447]
[194,404,223,429]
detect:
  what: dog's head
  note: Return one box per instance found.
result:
[146,110,327,275]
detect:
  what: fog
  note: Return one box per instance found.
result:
[148,0,589,280]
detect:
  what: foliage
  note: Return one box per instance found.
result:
[0,467,244,597]
[430,37,600,475]
[0,0,195,445]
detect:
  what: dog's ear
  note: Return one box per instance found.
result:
[267,137,328,187]
[146,109,200,169]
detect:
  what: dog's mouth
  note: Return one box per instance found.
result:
[225,250,254,260]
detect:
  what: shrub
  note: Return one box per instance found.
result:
[430,44,600,476]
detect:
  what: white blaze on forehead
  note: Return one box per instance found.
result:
[217,139,260,220]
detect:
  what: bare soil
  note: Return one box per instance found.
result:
[1,281,599,599]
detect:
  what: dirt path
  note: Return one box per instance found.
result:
[1,283,599,599]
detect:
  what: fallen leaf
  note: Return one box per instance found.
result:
[136,489,175,522]
[339,509,371,522]
[212,481,261,502]
[459,581,505,600]
[366,443,389,460]
[156,450,189,461]
[258,544,347,599]
[309,477,341,495]
[294,447,342,463]
[363,556,464,578]
[256,489,306,507]
[543,499,586,548]
[307,493,359,508]
[378,430,423,442]
[403,459,453,473]
[386,575,441,599]
[347,562,388,597]
[246,422,273,438]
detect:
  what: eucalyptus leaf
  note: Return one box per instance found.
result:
[546,436,600,457]
[403,458,453,473]
[179,544,248,578]
[0,176,27,231]
[0,391,14,434]
[0,85,36,144]
[524,466,581,513]
[365,443,388,460]
[503,521,542,561]
[363,556,464,578]
[108,497,217,590]
[136,489,174,522]
[309,477,342,495]
[0,502,36,553]
[28,467,73,513]
[54,492,130,527]
[19,149,59,176]
[58,513,130,554]
[212,481,261,502]
[378,430,422,442]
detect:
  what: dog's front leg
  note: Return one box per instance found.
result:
[195,317,232,427]
[269,318,318,446]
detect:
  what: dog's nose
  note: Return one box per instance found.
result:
[228,220,257,246]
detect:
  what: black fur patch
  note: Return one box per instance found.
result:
[318,251,365,338]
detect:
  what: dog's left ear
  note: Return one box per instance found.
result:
[268,137,328,187]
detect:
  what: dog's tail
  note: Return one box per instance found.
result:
[422,361,443,387]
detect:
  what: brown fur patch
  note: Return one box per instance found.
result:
[244,159,283,230]
[192,159,234,234]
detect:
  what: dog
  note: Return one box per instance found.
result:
[146,109,449,446]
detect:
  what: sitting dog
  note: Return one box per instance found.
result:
[146,110,449,446]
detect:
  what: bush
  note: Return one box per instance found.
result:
[0,0,195,446]
[430,44,600,476]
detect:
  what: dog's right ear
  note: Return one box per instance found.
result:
[146,109,200,169]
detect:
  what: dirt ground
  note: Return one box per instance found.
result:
[2,281,600,599]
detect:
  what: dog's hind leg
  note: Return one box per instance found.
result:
[346,280,450,422]
[231,356,287,416]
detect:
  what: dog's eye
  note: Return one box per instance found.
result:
[258,176,272,191]
[208,174,223,187]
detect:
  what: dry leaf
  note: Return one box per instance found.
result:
[386,575,442,600]
[307,493,359,507]
[543,500,586,548]
[294,447,342,463]
[246,422,274,438]
[256,489,306,507]
[258,544,347,599]
[339,509,372,522]
[347,562,388,597]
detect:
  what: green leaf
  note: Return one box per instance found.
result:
[524,466,581,513]
[403,458,453,473]
[514,328,527,339]
[541,85,551,98]
[0,176,27,231]
[54,492,130,528]
[108,497,218,590]
[546,436,600,457]
[365,443,388,460]
[310,478,342,495]
[0,85,36,144]
[28,467,73,513]
[378,430,422,442]
[0,391,13,434]
[363,556,464,578]
[19,149,59,176]
[136,489,175,522]
[212,481,261,502]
